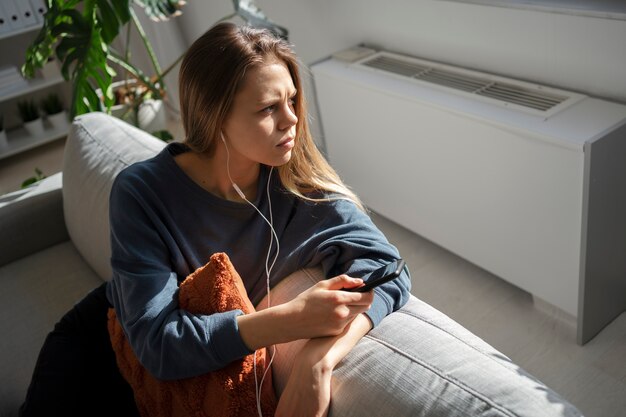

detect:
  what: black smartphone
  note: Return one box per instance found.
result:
[344,259,406,292]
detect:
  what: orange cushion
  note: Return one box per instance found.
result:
[107,252,277,417]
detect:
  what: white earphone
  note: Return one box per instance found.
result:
[221,132,278,417]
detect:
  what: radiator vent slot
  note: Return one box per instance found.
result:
[360,53,568,113]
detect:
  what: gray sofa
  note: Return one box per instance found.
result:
[0,112,583,416]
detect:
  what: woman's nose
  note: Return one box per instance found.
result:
[279,103,298,130]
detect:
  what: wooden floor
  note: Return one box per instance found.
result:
[2,129,624,417]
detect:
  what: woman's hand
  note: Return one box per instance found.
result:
[275,348,333,417]
[283,275,374,340]
[275,314,373,417]
[237,275,373,351]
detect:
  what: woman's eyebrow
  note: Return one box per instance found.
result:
[256,89,297,104]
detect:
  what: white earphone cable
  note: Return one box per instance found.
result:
[222,133,278,417]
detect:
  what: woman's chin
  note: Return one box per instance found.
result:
[269,151,293,167]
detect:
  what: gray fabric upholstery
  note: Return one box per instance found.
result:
[0,242,102,415]
[62,112,165,280]
[0,173,68,267]
[262,268,583,417]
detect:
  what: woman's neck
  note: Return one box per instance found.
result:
[174,147,260,203]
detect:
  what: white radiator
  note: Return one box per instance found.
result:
[312,47,626,344]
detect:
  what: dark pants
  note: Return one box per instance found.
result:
[19,282,140,417]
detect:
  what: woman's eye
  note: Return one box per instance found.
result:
[261,97,296,114]
[262,105,276,113]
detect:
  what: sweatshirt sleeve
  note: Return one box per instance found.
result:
[106,167,253,380]
[295,198,412,327]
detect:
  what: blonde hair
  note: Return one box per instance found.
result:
[178,22,364,210]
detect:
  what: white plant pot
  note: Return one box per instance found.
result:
[138,99,167,133]
[0,130,8,149]
[23,118,45,137]
[99,80,168,134]
[47,110,69,131]
[112,99,167,133]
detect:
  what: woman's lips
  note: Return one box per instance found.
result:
[277,137,294,149]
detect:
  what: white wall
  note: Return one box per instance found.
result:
[176,0,626,101]
[127,4,188,120]
[173,0,626,144]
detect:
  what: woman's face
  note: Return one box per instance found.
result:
[221,58,298,169]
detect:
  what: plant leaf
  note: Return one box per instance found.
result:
[93,0,132,43]
[24,0,187,119]
[96,0,121,43]
[21,168,46,189]
[66,23,115,117]
[136,0,184,21]
[151,129,173,142]
[111,0,132,23]
[20,1,74,78]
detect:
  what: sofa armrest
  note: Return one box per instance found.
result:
[0,173,69,267]
[261,268,583,417]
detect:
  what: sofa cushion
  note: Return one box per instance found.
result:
[0,241,102,415]
[0,173,68,267]
[63,113,166,281]
[259,268,582,417]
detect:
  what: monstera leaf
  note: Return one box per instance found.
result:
[21,0,183,118]
[22,0,285,124]
[54,8,116,115]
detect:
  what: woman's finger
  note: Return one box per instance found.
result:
[322,274,363,290]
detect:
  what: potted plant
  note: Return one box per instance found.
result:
[0,113,7,149]
[21,168,47,189]
[21,1,287,139]
[17,99,44,137]
[106,78,168,134]
[41,93,69,131]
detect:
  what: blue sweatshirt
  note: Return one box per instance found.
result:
[106,142,411,380]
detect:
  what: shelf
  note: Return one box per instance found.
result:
[0,24,42,41]
[0,122,69,160]
[0,76,65,102]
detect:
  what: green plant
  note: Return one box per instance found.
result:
[41,93,65,116]
[151,129,173,142]
[21,168,46,189]
[17,100,40,123]
[21,1,287,128]
[22,0,183,120]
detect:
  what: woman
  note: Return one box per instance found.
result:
[21,22,410,417]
